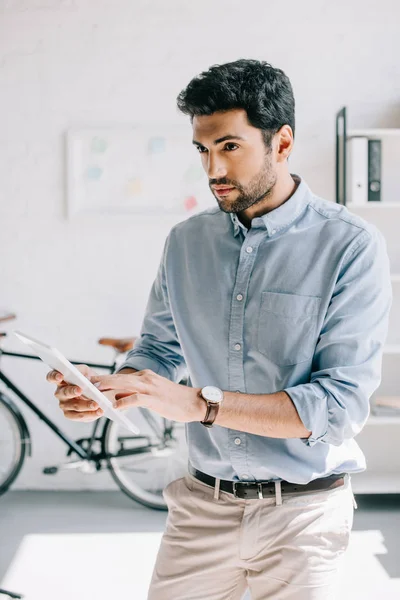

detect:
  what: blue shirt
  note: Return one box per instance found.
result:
[118,176,392,484]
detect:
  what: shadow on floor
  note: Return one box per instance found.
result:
[352,494,400,578]
[0,491,167,582]
[1,492,400,588]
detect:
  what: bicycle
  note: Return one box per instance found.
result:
[0,313,188,510]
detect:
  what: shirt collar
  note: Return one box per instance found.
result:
[229,174,310,238]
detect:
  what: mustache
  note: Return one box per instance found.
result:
[209,178,238,187]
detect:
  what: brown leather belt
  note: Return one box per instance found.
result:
[189,465,346,500]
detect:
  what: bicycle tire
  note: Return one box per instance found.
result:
[102,412,188,510]
[0,393,27,496]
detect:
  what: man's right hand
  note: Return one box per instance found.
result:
[46,364,104,422]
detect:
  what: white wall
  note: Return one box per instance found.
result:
[1,0,399,489]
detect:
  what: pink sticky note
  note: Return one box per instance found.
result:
[184,196,198,211]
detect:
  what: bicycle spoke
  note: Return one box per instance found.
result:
[104,411,188,509]
[0,397,24,494]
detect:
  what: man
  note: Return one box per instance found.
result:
[47,59,392,599]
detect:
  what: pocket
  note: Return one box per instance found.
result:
[257,291,321,366]
[162,476,185,506]
[317,491,354,555]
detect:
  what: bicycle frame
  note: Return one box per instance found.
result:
[0,348,171,463]
[0,349,116,460]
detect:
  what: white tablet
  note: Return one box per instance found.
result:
[13,331,140,435]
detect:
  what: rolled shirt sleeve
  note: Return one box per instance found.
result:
[116,235,186,382]
[285,226,392,447]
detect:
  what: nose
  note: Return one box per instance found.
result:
[206,152,228,180]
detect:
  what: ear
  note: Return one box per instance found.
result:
[275,125,294,163]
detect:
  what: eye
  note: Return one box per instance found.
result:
[196,146,208,154]
[224,143,239,151]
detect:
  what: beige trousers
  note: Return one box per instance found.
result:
[147,472,356,600]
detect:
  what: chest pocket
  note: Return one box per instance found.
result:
[257,291,321,367]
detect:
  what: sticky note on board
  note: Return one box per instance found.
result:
[85,166,103,181]
[91,137,108,153]
[148,137,166,154]
[126,178,142,196]
[184,196,198,211]
[183,164,204,183]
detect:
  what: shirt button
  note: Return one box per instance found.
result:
[234,343,241,351]
[241,474,249,480]
[246,246,253,254]
[271,229,276,234]
[234,438,241,445]
[236,294,243,301]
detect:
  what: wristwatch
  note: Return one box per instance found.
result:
[199,386,224,428]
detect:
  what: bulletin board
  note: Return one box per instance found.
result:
[66,126,213,218]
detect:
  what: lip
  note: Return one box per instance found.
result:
[214,186,235,196]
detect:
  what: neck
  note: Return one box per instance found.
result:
[238,171,298,229]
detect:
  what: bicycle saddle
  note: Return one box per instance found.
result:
[0,312,16,324]
[98,337,136,353]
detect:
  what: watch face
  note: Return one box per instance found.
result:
[201,386,223,404]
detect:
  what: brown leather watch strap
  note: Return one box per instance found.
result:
[201,402,220,428]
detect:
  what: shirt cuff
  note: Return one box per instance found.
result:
[284,383,329,447]
[116,355,173,379]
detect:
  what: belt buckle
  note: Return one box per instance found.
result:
[232,481,239,498]
[232,481,264,499]
[232,481,252,498]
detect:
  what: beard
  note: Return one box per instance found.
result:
[210,155,277,214]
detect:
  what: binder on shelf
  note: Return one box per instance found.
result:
[368,139,382,201]
[347,136,368,205]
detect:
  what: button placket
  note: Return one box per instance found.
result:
[228,230,263,476]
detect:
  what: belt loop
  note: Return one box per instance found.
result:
[347,474,358,509]
[214,477,220,501]
[347,473,358,510]
[275,480,282,506]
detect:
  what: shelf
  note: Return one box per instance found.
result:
[366,415,400,425]
[347,128,400,138]
[383,345,400,354]
[351,472,400,494]
[347,202,400,209]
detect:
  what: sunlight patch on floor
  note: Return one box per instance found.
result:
[337,530,400,599]
[2,530,400,600]
[1,531,163,600]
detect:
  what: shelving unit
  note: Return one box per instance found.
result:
[347,128,400,138]
[347,202,400,209]
[335,107,400,493]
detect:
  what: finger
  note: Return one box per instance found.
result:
[59,398,101,413]
[75,364,95,378]
[114,392,143,410]
[91,374,141,392]
[63,409,104,422]
[46,370,64,384]
[55,385,83,401]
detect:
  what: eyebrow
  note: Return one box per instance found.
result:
[192,135,246,147]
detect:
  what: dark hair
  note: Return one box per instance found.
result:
[177,59,295,147]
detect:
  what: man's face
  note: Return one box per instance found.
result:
[192,109,278,213]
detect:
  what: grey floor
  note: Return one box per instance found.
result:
[0,492,400,599]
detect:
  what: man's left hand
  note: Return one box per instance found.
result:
[90,370,205,423]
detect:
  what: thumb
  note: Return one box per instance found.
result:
[76,364,98,378]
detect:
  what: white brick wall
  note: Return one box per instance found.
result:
[0,0,399,489]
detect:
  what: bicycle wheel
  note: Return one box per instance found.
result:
[0,393,27,496]
[102,407,188,510]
